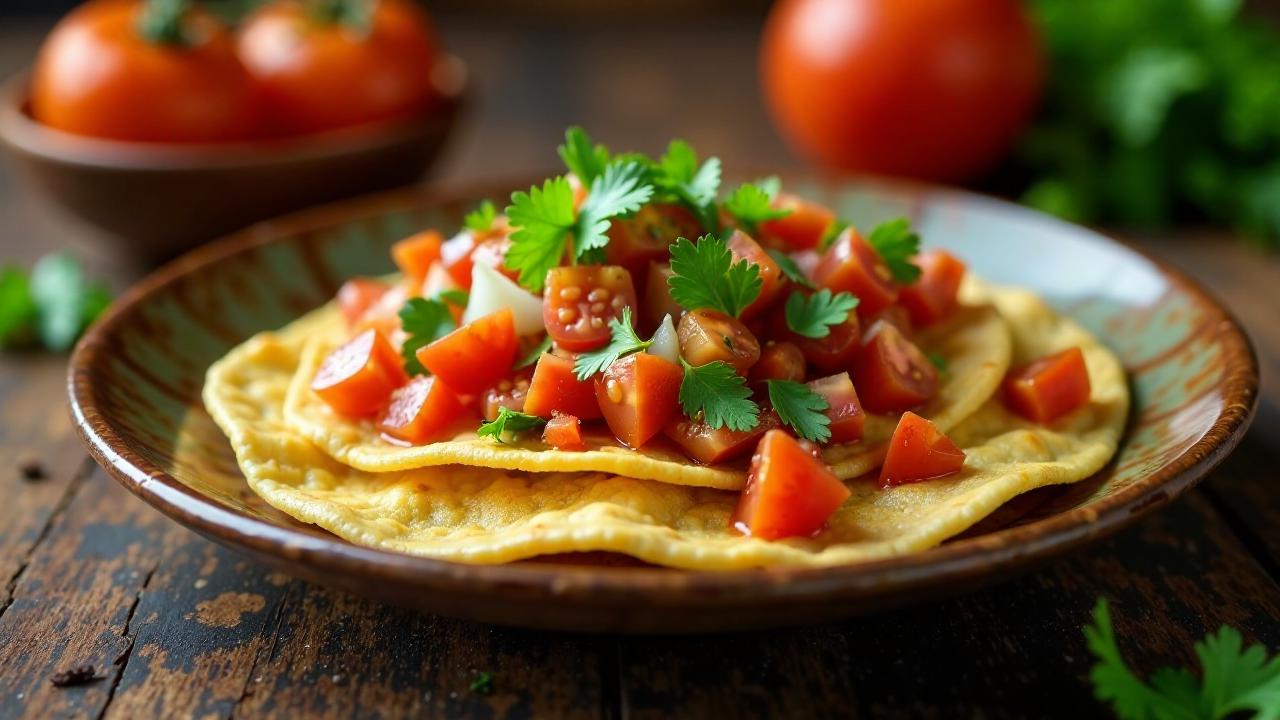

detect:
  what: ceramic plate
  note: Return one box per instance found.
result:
[68,178,1258,633]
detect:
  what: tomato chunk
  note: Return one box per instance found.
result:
[379,375,466,445]
[415,309,517,394]
[678,309,761,375]
[749,341,806,384]
[441,228,517,290]
[311,329,408,417]
[337,278,391,327]
[732,430,850,539]
[481,372,531,422]
[852,321,938,413]
[813,227,898,319]
[808,372,865,444]
[594,353,683,448]
[524,351,602,420]
[544,265,637,352]
[898,250,966,327]
[767,290,862,373]
[880,412,965,487]
[391,231,443,287]
[641,262,682,334]
[664,411,780,465]
[726,230,786,320]
[607,203,702,282]
[867,304,914,338]
[543,414,586,450]
[1003,347,1092,423]
[759,193,836,251]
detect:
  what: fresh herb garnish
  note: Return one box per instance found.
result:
[574,160,654,261]
[463,200,497,233]
[515,335,552,370]
[667,235,762,318]
[784,289,858,339]
[767,248,813,288]
[866,218,922,284]
[558,126,612,187]
[818,218,851,251]
[398,297,456,375]
[723,181,790,234]
[651,139,722,231]
[1085,597,1280,719]
[573,307,651,380]
[469,671,494,695]
[436,289,469,309]
[767,380,831,443]
[678,359,759,431]
[477,407,547,443]
[0,254,111,353]
[927,351,948,372]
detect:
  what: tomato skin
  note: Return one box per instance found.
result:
[867,304,914,338]
[766,290,862,373]
[726,231,786,320]
[1003,347,1092,423]
[544,266,637,352]
[415,309,517,394]
[594,353,683,448]
[732,429,850,539]
[379,375,465,444]
[481,372,531,422]
[337,278,391,327]
[391,231,443,288]
[759,194,835,251]
[898,250,967,327]
[852,321,939,413]
[237,0,440,136]
[678,309,761,375]
[31,0,261,142]
[665,411,780,465]
[813,227,899,320]
[641,262,682,334]
[749,341,807,384]
[761,0,1043,183]
[808,372,866,444]
[524,352,602,420]
[607,203,703,283]
[440,225,516,290]
[311,329,408,417]
[880,411,965,487]
[543,414,586,450]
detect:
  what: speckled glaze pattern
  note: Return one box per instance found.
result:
[68,177,1258,633]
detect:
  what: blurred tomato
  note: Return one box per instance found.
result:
[760,0,1043,183]
[237,0,441,136]
[30,0,261,142]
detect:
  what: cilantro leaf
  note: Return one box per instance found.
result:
[784,289,858,339]
[819,218,851,251]
[558,127,611,186]
[1084,599,1187,720]
[399,297,456,375]
[505,177,576,292]
[515,334,552,370]
[437,289,469,309]
[667,235,762,318]
[0,267,37,348]
[866,218,922,284]
[652,140,722,230]
[477,407,547,443]
[574,160,654,261]
[767,380,831,443]
[463,200,497,233]
[573,307,651,380]
[678,359,759,431]
[469,671,494,696]
[767,248,813,288]
[723,181,790,234]
[1197,625,1280,718]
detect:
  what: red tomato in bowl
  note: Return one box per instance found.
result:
[761,0,1043,182]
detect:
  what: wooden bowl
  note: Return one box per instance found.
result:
[0,57,465,265]
[67,177,1258,633]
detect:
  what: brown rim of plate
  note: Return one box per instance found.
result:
[67,175,1260,608]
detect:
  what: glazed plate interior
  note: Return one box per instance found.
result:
[69,178,1256,633]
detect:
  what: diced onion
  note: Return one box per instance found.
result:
[463,262,544,335]
[420,262,458,298]
[648,314,680,364]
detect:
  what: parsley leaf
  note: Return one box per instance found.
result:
[505,177,576,293]
[819,218,851,251]
[573,307,651,380]
[463,200,497,233]
[399,297,456,375]
[678,359,759,431]
[558,127,611,186]
[866,218,922,284]
[652,140,722,230]
[723,181,790,234]
[477,407,547,443]
[767,380,831,443]
[575,160,654,261]
[667,235,762,318]
[767,248,813,289]
[515,334,552,370]
[0,267,38,348]
[784,289,858,339]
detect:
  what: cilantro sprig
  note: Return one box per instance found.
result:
[767,248,813,288]
[1086,598,1280,719]
[463,200,497,233]
[723,180,790,234]
[767,380,831,444]
[678,359,759,432]
[651,139,722,231]
[1,254,111,353]
[558,127,611,186]
[667,235,762,318]
[398,296,458,375]
[784,289,858,339]
[867,218,922,284]
[573,307,651,380]
[477,407,547,443]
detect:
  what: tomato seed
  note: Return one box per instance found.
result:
[588,288,611,302]
[606,378,624,403]
[557,307,577,323]
[590,302,606,314]
[560,286,582,301]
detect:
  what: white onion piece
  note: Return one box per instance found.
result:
[420,262,459,298]
[648,314,680,364]
[462,262,544,335]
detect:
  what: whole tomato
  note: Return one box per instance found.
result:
[30,0,261,143]
[761,0,1044,183]
[237,0,441,136]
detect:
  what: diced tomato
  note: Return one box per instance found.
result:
[664,411,779,465]
[677,309,761,375]
[880,412,965,487]
[607,203,702,283]
[793,249,820,280]
[415,309,517,394]
[641,262,682,334]
[311,329,408,417]
[379,375,466,445]
[337,278,391,327]
[441,230,517,290]
[544,265,637,352]
[726,230,786,320]
[767,290,862,373]
[868,304,914,338]
[731,429,850,539]
[759,193,836,251]
[808,372,865,444]
[1003,347,1092,423]
[543,414,586,450]
[852,321,938,413]
[391,231,443,287]
[813,227,898,320]
[481,372,531,422]
[898,250,966,327]
[524,351,603,420]
[749,341,806,384]
[594,353,683,448]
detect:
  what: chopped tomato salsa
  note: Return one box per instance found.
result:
[379,375,466,444]
[543,414,586,450]
[1003,347,1092,423]
[732,430,850,539]
[595,353,683,448]
[415,309,517,394]
[311,329,407,417]
[391,230,443,287]
[880,412,966,487]
[898,250,966,327]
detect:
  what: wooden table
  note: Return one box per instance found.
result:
[2,12,1279,719]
